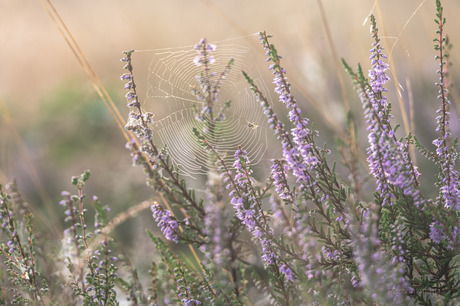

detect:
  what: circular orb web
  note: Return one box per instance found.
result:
[135,35,277,178]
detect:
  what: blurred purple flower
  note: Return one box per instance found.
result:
[429,221,445,244]
[151,204,179,243]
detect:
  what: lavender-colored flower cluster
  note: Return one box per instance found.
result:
[270,159,294,204]
[362,16,422,207]
[428,1,460,249]
[229,148,271,256]
[193,38,216,67]
[192,38,234,125]
[350,204,412,305]
[151,203,179,243]
[260,32,322,187]
[228,148,294,282]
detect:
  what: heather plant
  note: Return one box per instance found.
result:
[1,0,459,305]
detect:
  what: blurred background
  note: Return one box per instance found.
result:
[1,0,459,247]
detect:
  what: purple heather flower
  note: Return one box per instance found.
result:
[449,224,459,249]
[120,73,132,80]
[125,91,136,101]
[230,147,294,282]
[193,56,202,67]
[260,238,277,265]
[438,161,460,210]
[431,26,460,211]
[429,221,445,244]
[280,263,294,282]
[322,246,340,262]
[193,38,217,67]
[182,298,201,305]
[271,159,294,203]
[124,82,134,90]
[203,199,230,266]
[151,204,179,243]
[351,275,359,288]
[207,56,216,65]
[207,43,216,52]
[191,38,233,126]
[232,148,255,186]
[257,32,338,224]
[360,18,422,207]
[350,202,411,305]
[247,66,310,195]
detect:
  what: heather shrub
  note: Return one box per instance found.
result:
[0,1,459,305]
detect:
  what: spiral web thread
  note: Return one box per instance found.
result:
[134,35,275,178]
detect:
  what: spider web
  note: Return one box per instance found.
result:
[134,35,276,178]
